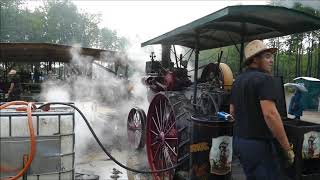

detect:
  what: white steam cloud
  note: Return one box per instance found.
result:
[39,42,150,164]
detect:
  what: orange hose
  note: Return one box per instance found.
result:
[0,101,36,180]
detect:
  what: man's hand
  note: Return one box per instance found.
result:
[285,145,295,165]
[229,104,235,118]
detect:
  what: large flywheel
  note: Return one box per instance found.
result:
[127,107,146,150]
[146,93,191,180]
[199,62,233,90]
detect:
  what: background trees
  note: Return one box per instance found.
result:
[1,0,319,82]
[197,1,320,82]
[0,0,128,51]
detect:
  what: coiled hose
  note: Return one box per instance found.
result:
[37,102,185,174]
[0,101,184,179]
[0,101,185,179]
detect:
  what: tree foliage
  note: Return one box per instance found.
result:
[197,1,320,82]
[99,28,129,52]
[0,0,128,51]
[268,1,320,82]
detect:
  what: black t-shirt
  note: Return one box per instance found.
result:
[230,67,276,139]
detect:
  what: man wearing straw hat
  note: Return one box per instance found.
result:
[5,69,22,101]
[229,40,294,179]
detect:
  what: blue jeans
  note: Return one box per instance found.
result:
[233,137,283,180]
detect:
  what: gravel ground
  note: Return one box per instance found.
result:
[76,150,129,180]
[286,93,320,124]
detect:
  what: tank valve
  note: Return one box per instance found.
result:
[110,168,122,180]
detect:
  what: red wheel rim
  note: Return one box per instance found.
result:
[127,108,146,150]
[146,94,178,180]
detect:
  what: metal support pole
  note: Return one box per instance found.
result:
[239,41,244,73]
[172,45,179,68]
[0,2,2,43]
[273,41,277,76]
[193,34,200,109]
[161,44,171,69]
[276,38,280,76]
[239,22,246,73]
[318,39,320,78]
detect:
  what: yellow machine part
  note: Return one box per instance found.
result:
[219,63,233,90]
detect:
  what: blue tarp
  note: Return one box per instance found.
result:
[294,77,320,110]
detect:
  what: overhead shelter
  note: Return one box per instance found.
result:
[0,42,116,63]
[141,5,320,105]
[142,5,320,49]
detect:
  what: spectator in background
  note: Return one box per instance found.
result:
[5,69,22,101]
[288,89,303,119]
[34,69,41,83]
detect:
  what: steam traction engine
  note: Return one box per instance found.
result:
[127,45,234,180]
[126,4,320,179]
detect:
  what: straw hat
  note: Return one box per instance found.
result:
[8,69,17,75]
[244,40,277,64]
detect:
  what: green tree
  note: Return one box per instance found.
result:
[0,0,128,51]
[99,27,129,52]
[41,0,100,46]
[268,0,320,80]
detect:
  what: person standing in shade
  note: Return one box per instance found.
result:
[229,40,294,180]
[288,89,303,119]
[5,69,22,101]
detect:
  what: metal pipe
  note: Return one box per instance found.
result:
[172,45,179,68]
[193,33,200,109]
[276,38,280,76]
[161,45,171,68]
[239,22,246,73]
[226,32,240,54]
[239,41,244,73]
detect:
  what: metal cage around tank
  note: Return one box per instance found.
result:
[0,104,75,180]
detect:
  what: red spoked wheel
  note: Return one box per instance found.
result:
[146,93,191,180]
[127,107,146,150]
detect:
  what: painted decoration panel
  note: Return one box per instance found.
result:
[209,136,232,175]
[302,131,320,159]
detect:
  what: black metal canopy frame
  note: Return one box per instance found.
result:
[141,5,320,105]
[0,43,130,78]
[0,42,116,63]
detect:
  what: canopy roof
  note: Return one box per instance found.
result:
[141,5,320,50]
[0,42,115,63]
[294,77,320,82]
